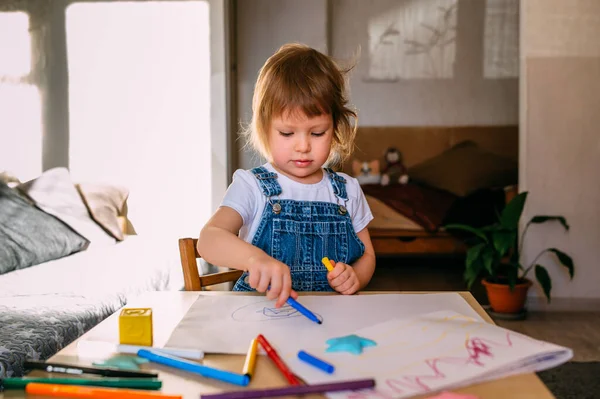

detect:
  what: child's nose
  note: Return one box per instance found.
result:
[295,136,311,152]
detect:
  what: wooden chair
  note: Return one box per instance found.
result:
[178,238,243,291]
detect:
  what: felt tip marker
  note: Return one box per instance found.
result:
[297,350,335,374]
[322,257,334,272]
[286,296,322,325]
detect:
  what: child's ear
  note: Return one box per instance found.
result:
[369,160,380,174]
[352,160,361,176]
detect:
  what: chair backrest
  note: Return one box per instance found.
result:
[178,238,244,291]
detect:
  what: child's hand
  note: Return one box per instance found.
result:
[247,254,298,308]
[327,260,360,295]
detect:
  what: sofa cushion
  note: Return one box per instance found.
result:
[408,141,518,197]
[0,181,89,275]
[76,183,129,241]
[18,168,116,246]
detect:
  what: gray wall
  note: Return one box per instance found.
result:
[332,0,518,126]
[235,0,328,170]
[235,0,518,170]
[520,0,600,308]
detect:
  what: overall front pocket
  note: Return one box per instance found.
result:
[271,219,349,268]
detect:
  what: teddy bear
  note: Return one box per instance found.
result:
[380,147,409,186]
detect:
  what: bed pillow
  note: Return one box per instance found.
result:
[408,141,518,197]
[0,181,89,275]
[76,183,129,241]
[17,168,116,247]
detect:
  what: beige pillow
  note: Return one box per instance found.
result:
[76,182,129,241]
[18,168,116,246]
[408,141,518,197]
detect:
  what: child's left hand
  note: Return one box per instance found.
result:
[327,260,360,295]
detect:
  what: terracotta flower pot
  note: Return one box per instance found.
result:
[482,278,532,314]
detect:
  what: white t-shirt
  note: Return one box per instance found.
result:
[220,163,373,244]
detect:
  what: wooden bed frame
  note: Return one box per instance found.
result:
[344,126,519,257]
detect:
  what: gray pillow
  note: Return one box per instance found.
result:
[0,181,89,275]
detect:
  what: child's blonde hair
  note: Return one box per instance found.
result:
[244,43,357,168]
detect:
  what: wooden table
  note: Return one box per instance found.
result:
[1,291,554,399]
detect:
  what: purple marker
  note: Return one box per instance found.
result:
[200,378,375,399]
[297,350,335,374]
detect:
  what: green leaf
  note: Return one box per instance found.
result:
[492,230,516,258]
[465,243,485,272]
[464,259,482,289]
[507,263,519,291]
[500,192,528,229]
[445,224,489,243]
[548,248,574,279]
[481,246,495,276]
[464,244,485,289]
[530,216,570,231]
[535,265,552,303]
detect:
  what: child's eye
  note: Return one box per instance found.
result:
[311,132,326,137]
[279,131,293,137]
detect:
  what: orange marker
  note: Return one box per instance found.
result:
[25,383,182,399]
[321,257,334,272]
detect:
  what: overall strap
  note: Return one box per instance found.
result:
[324,168,348,200]
[250,166,282,197]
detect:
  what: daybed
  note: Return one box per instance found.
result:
[343,126,519,256]
[0,168,182,378]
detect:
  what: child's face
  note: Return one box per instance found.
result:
[268,109,333,184]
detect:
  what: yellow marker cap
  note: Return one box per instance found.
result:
[321,257,334,272]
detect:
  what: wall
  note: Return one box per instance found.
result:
[332,0,518,127]
[7,0,230,214]
[520,0,600,309]
[235,0,328,170]
[235,0,518,169]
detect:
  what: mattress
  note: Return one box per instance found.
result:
[0,236,183,378]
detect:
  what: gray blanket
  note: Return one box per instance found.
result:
[0,294,122,377]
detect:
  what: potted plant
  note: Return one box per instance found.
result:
[445,191,574,316]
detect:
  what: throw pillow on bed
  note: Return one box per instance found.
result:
[76,182,129,241]
[0,181,89,274]
[408,141,518,197]
[17,168,117,247]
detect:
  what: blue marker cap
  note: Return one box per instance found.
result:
[297,350,335,374]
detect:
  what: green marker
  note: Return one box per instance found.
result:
[1,377,162,390]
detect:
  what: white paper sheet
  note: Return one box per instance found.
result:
[282,311,572,399]
[165,293,483,354]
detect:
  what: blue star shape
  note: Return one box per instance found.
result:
[325,334,377,355]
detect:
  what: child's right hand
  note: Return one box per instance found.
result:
[246,254,297,308]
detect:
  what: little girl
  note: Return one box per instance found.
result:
[198,43,375,308]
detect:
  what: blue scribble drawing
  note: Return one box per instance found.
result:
[231,300,321,322]
[261,304,299,318]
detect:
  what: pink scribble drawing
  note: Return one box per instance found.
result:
[347,332,514,399]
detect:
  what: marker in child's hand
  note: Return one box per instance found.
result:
[321,257,334,272]
[287,297,322,325]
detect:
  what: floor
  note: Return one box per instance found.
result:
[366,256,600,362]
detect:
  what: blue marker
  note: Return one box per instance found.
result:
[297,350,335,374]
[287,297,322,325]
[137,349,249,386]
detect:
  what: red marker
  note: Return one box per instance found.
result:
[256,334,300,386]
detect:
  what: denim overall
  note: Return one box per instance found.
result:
[232,166,365,292]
